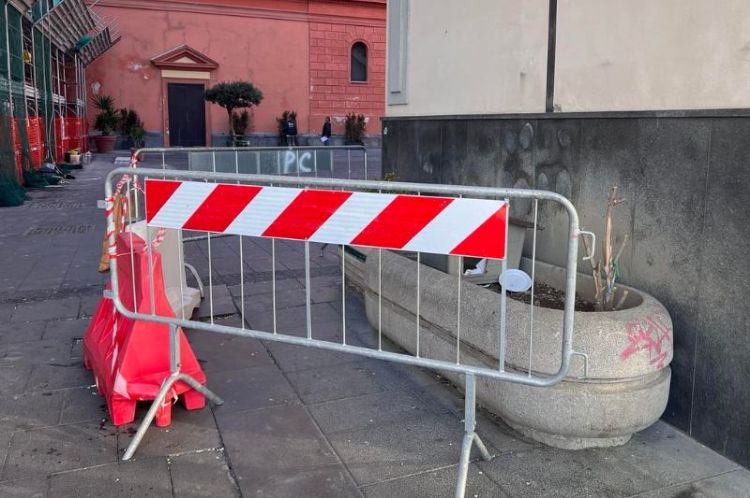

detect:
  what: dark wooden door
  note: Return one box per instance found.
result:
[167,83,206,147]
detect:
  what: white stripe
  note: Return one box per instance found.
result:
[224,186,301,237]
[311,191,396,245]
[149,182,216,228]
[402,199,505,254]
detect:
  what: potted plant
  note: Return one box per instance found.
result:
[344,113,366,145]
[204,81,263,146]
[119,108,146,151]
[354,186,673,449]
[91,95,121,153]
[231,109,250,147]
[68,149,81,165]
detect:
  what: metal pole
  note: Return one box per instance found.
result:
[177,229,186,320]
[207,232,214,324]
[169,322,180,372]
[146,227,156,315]
[271,239,277,334]
[122,324,223,461]
[378,248,382,351]
[122,370,180,461]
[341,245,346,344]
[454,373,493,498]
[124,323,179,461]
[528,199,538,376]
[416,251,421,357]
[305,240,312,339]
[456,255,462,364]
[498,198,510,372]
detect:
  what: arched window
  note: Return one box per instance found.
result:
[350,42,367,82]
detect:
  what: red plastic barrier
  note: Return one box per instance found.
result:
[76,117,89,153]
[54,117,68,163]
[26,117,44,168]
[83,232,207,427]
[63,118,78,153]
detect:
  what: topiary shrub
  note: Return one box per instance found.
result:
[205,81,263,143]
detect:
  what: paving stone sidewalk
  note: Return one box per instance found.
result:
[0,155,748,497]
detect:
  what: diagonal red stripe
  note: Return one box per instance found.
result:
[145,179,181,222]
[351,195,453,249]
[183,184,263,232]
[450,204,507,259]
[262,189,352,240]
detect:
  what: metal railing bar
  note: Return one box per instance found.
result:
[528,199,539,376]
[178,228,186,320]
[207,232,214,325]
[305,240,312,340]
[132,145,366,158]
[183,232,234,243]
[106,294,572,387]
[456,255,462,365]
[113,167,576,204]
[498,197,510,372]
[146,225,156,316]
[341,244,347,345]
[271,238,277,334]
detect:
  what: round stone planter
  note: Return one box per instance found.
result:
[358,250,673,449]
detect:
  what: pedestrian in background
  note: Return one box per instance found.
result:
[321,116,332,146]
[286,116,298,146]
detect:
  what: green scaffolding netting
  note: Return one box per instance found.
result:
[34,23,55,157]
[1,2,86,205]
[0,3,24,206]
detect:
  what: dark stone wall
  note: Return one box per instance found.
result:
[382,110,750,467]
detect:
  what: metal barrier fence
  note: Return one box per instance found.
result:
[105,161,583,498]
[130,145,370,221]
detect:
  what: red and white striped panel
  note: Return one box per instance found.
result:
[145,179,507,259]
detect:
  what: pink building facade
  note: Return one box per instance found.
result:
[86,0,386,146]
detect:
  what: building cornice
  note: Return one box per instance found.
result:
[91,0,386,28]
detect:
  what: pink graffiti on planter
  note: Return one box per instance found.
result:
[620,307,672,369]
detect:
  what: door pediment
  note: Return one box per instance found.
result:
[151,45,219,71]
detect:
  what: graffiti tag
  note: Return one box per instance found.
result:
[619,307,672,369]
[282,151,313,174]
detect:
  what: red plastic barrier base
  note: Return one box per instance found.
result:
[83,233,206,427]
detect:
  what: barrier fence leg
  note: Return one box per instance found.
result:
[122,324,224,461]
[454,373,493,498]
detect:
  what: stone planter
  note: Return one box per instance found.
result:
[358,250,673,449]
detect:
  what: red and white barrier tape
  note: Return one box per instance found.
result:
[106,172,165,256]
[144,179,508,259]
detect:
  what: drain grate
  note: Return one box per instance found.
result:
[23,224,96,236]
[27,201,89,209]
